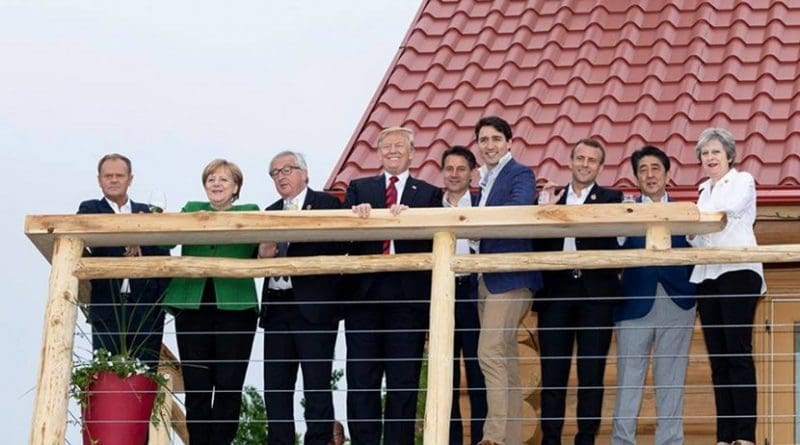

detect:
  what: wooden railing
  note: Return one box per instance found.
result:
[24,203,800,444]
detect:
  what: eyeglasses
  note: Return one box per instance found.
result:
[269,165,303,177]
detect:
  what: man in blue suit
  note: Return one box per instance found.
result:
[472,116,542,445]
[77,153,168,365]
[610,146,696,445]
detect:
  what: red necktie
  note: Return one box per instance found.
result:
[383,176,399,254]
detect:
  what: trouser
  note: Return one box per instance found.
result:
[263,294,338,445]
[697,270,762,443]
[451,275,487,445]
[476,277,532,445]
[174,302,257,445]
[537,283,614,445]
[345,275,428,445]
[611,296,696,445]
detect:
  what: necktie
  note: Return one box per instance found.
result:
[383,176,399,254]
[277,200,297,281]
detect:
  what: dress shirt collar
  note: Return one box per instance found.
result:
[384,170,409,195]
[283,187,308,210]
[443,190,472,208]
[478,151,513,183]
[566,182,595,205]
[104,197,132,214]
[641,193,669,204]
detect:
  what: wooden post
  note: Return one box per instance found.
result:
[29,237,84,445]
[423,231,456,445]
[645,224,672,250]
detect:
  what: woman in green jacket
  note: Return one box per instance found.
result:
[163,159,259,445]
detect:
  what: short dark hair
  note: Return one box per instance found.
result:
[630,145,670,176]
[571,138,606,164]
[474,116,512,141]
[441,145,477,170]
[97,153,132,174]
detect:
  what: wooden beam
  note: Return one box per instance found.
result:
[71,245,800,280]
[75,254,434,279]
[25,203,725,261]
[423,232,456,445]
[29,237,84,445]
[645,224,671,250]
[452,245,800,273]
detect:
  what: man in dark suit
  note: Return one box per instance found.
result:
[344,126,442,445]
[441,145,487,445]
[472,116,542,445]
[260,150,343,445]
[77,153,168,365]
[536,138,623,445]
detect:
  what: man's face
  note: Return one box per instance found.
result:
[635,155,668,201]
[477,125,511,169]
[570,143,603,188]
[378,132,413,175]
[442,154,472,196]
[270,154,308,199]
[97,159,132,204]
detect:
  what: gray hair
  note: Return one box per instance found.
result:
[270,150,308,172]
[695,127,736,166]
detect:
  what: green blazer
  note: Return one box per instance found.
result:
[163,201,260,311]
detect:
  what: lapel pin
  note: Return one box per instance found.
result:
[305,204,311,210]
[590,194,596,201]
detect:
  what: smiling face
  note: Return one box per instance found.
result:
[635,155,668,201]
[270,154,308,199]
[699,138,731,182]
[570,143,604,189]
[97,158,133,207]
[442,153,472,197]
[477,125,511,169]
[378,131,413,175]
[204,166,239,210]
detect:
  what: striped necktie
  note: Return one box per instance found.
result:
[383,176,399,254]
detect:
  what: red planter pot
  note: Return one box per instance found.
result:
[81,371,157,445]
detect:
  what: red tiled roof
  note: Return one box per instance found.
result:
[326,0,800,203]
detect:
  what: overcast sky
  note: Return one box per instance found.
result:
[1,2,420,442]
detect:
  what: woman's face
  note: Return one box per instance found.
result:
[699,139,731,182]
[204,167,238,209]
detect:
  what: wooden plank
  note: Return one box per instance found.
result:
[423,232,456,445]
[71,245,800,280]
[29,237,84,445]
[24,203,724,261]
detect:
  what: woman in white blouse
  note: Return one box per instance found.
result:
[688,127,765,445]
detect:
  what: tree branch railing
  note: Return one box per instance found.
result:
[24,202,800,444]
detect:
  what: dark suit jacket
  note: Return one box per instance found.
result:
[615,195,696,322]
[477,158,543,294]
[260,188,344,325]
[77,198,169,324]
[344,173,442,305]
[537,184,623,305]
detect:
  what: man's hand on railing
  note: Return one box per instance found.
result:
[123,246,142,257]
[258,242,278,258]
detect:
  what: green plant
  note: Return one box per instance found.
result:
[234,385,268,444]
[70,348,169,425]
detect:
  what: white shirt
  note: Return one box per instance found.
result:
[688,168,765,293]
[443,191,473,277]
[478,151,513,207]
[268,188,308,290]
[563,182,594,252]
[384,170,409,254]
[104,197,132,293]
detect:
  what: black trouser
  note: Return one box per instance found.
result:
[345,274,428,445]
[174,284,257,445]
[537,281,614,445]
[263,289,338,445]
[697,270,762,443]
[450,275,486,445]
